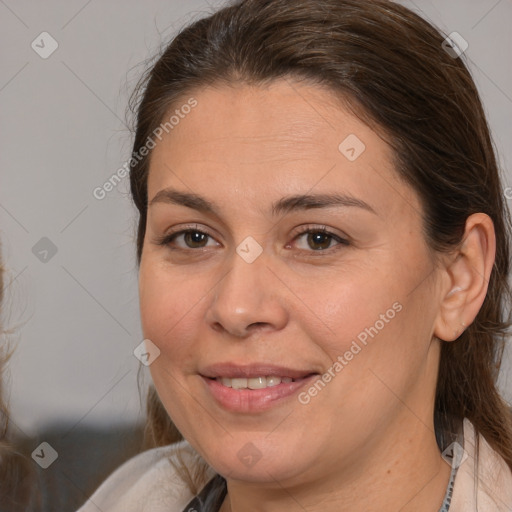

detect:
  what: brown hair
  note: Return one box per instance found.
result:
[129,0,512,489]
[0,255,40,510]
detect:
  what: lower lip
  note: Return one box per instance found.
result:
[200,375,318,413]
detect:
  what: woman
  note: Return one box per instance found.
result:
[78,0,512,510]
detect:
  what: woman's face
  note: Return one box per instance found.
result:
[139,79,445,485]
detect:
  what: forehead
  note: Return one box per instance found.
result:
[152,80,372,163]
[147,79,421,223]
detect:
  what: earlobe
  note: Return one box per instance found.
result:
[433,213,496,342]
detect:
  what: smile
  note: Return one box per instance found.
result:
[215,376,296,389]
[201,373,319,413]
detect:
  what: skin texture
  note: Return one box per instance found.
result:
[138,79,495,511]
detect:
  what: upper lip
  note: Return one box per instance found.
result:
[199,363,318,379]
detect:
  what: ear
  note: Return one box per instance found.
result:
[434,213,496,342]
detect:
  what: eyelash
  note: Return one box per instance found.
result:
[155,224,350,255]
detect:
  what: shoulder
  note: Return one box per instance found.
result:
[76,440,217,512]
[451,418,512,511]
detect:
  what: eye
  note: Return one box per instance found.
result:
[290,226,350,253]
[155,224,350,254]
[156,226,218,250]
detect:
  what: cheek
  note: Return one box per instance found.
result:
[138,260,206,423]
[306,261,431,406]
[301,268,403,358]
[138,258,206,360]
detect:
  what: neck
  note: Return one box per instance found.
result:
[219,416,452,512]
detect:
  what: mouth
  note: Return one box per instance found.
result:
[199,362,318,381]
[199,363,320,412]
[206,374,317,390]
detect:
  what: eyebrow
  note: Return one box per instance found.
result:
[149,188,377,216]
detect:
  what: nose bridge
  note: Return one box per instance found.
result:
[206,244,288,337]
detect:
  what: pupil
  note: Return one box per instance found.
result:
[186,231,207,247]
[309,232,330,250]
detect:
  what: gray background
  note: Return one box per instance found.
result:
[1,0,511,441]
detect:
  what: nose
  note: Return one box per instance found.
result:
[205,248,289,339]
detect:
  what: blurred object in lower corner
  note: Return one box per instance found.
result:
[1,422,144,512]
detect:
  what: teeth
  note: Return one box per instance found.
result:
[267,376,283,386]
[231,378,248,389]
[248,377,266,389]
[215,376,296,389]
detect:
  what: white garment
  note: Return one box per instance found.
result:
[77,418,512,512]
[450,418,512,510]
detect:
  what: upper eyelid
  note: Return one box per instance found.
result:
[163,224,349,248]
[165,223,346,238]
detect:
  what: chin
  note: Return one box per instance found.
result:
[201,440,310,484]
